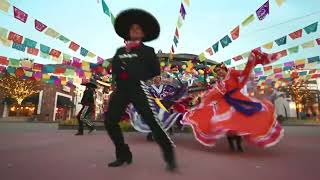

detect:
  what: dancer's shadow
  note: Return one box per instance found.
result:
[173,133,285,159]
[173,133,230,155]
[125,132,284,159]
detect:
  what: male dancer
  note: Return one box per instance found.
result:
[75,80,97,135]
[104,9,176,171]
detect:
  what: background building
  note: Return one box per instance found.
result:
[0,81,76,122]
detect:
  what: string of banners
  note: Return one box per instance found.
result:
[223,21,319,67]
[232,36,320,72]
[0,56,112,87]
[253,68,319,95]
[198,0,286,61]
[0,55,109,80]
[253,55,320,77]
[0,26,111,70]
[100,0,116,25]
[0,0,105,62]
[0,56,318,90]
[0,63,77,87]
[169,0,190,60]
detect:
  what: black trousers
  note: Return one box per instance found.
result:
[104,81,174,157]
[77,105,95,133]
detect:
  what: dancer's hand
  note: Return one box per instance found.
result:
[251,49,276,65]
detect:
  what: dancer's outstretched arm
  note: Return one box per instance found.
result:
[235,50,275,89]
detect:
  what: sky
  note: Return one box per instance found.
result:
[0,0,320,67]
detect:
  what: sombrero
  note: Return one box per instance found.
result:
[81,79,97,89]
[114,9,160,42]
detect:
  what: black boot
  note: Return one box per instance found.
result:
[235,136,244,152]
[75,129,84,136]
[88,126,96,134]
[153,131,177,171]
[75,132,83,136]
[227,136,236,151]
[163,148,177,172]
[168,128,174,136]
[76,120,84,135]
[146,133,154,142]
[108,144,132,167]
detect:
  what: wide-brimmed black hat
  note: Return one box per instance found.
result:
[81,79,97,89]
[114,9,160,42]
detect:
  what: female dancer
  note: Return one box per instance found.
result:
[127,75,187,141]
[181,50,284,148]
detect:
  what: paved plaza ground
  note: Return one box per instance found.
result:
[0,122,319,180]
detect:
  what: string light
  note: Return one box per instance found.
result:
[0,74,41,104]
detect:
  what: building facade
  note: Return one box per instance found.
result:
[1,83,76,122]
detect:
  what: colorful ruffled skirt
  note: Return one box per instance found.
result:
[127,99,182,133]
[181,89,284,148]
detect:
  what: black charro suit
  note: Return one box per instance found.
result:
[104,44,175,167]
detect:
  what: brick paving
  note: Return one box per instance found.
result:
[0,122,319,180]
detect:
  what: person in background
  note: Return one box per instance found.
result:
[274,92,288,124]
[75,80,97,135]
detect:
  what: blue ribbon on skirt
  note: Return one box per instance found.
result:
[224,89,262,116]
